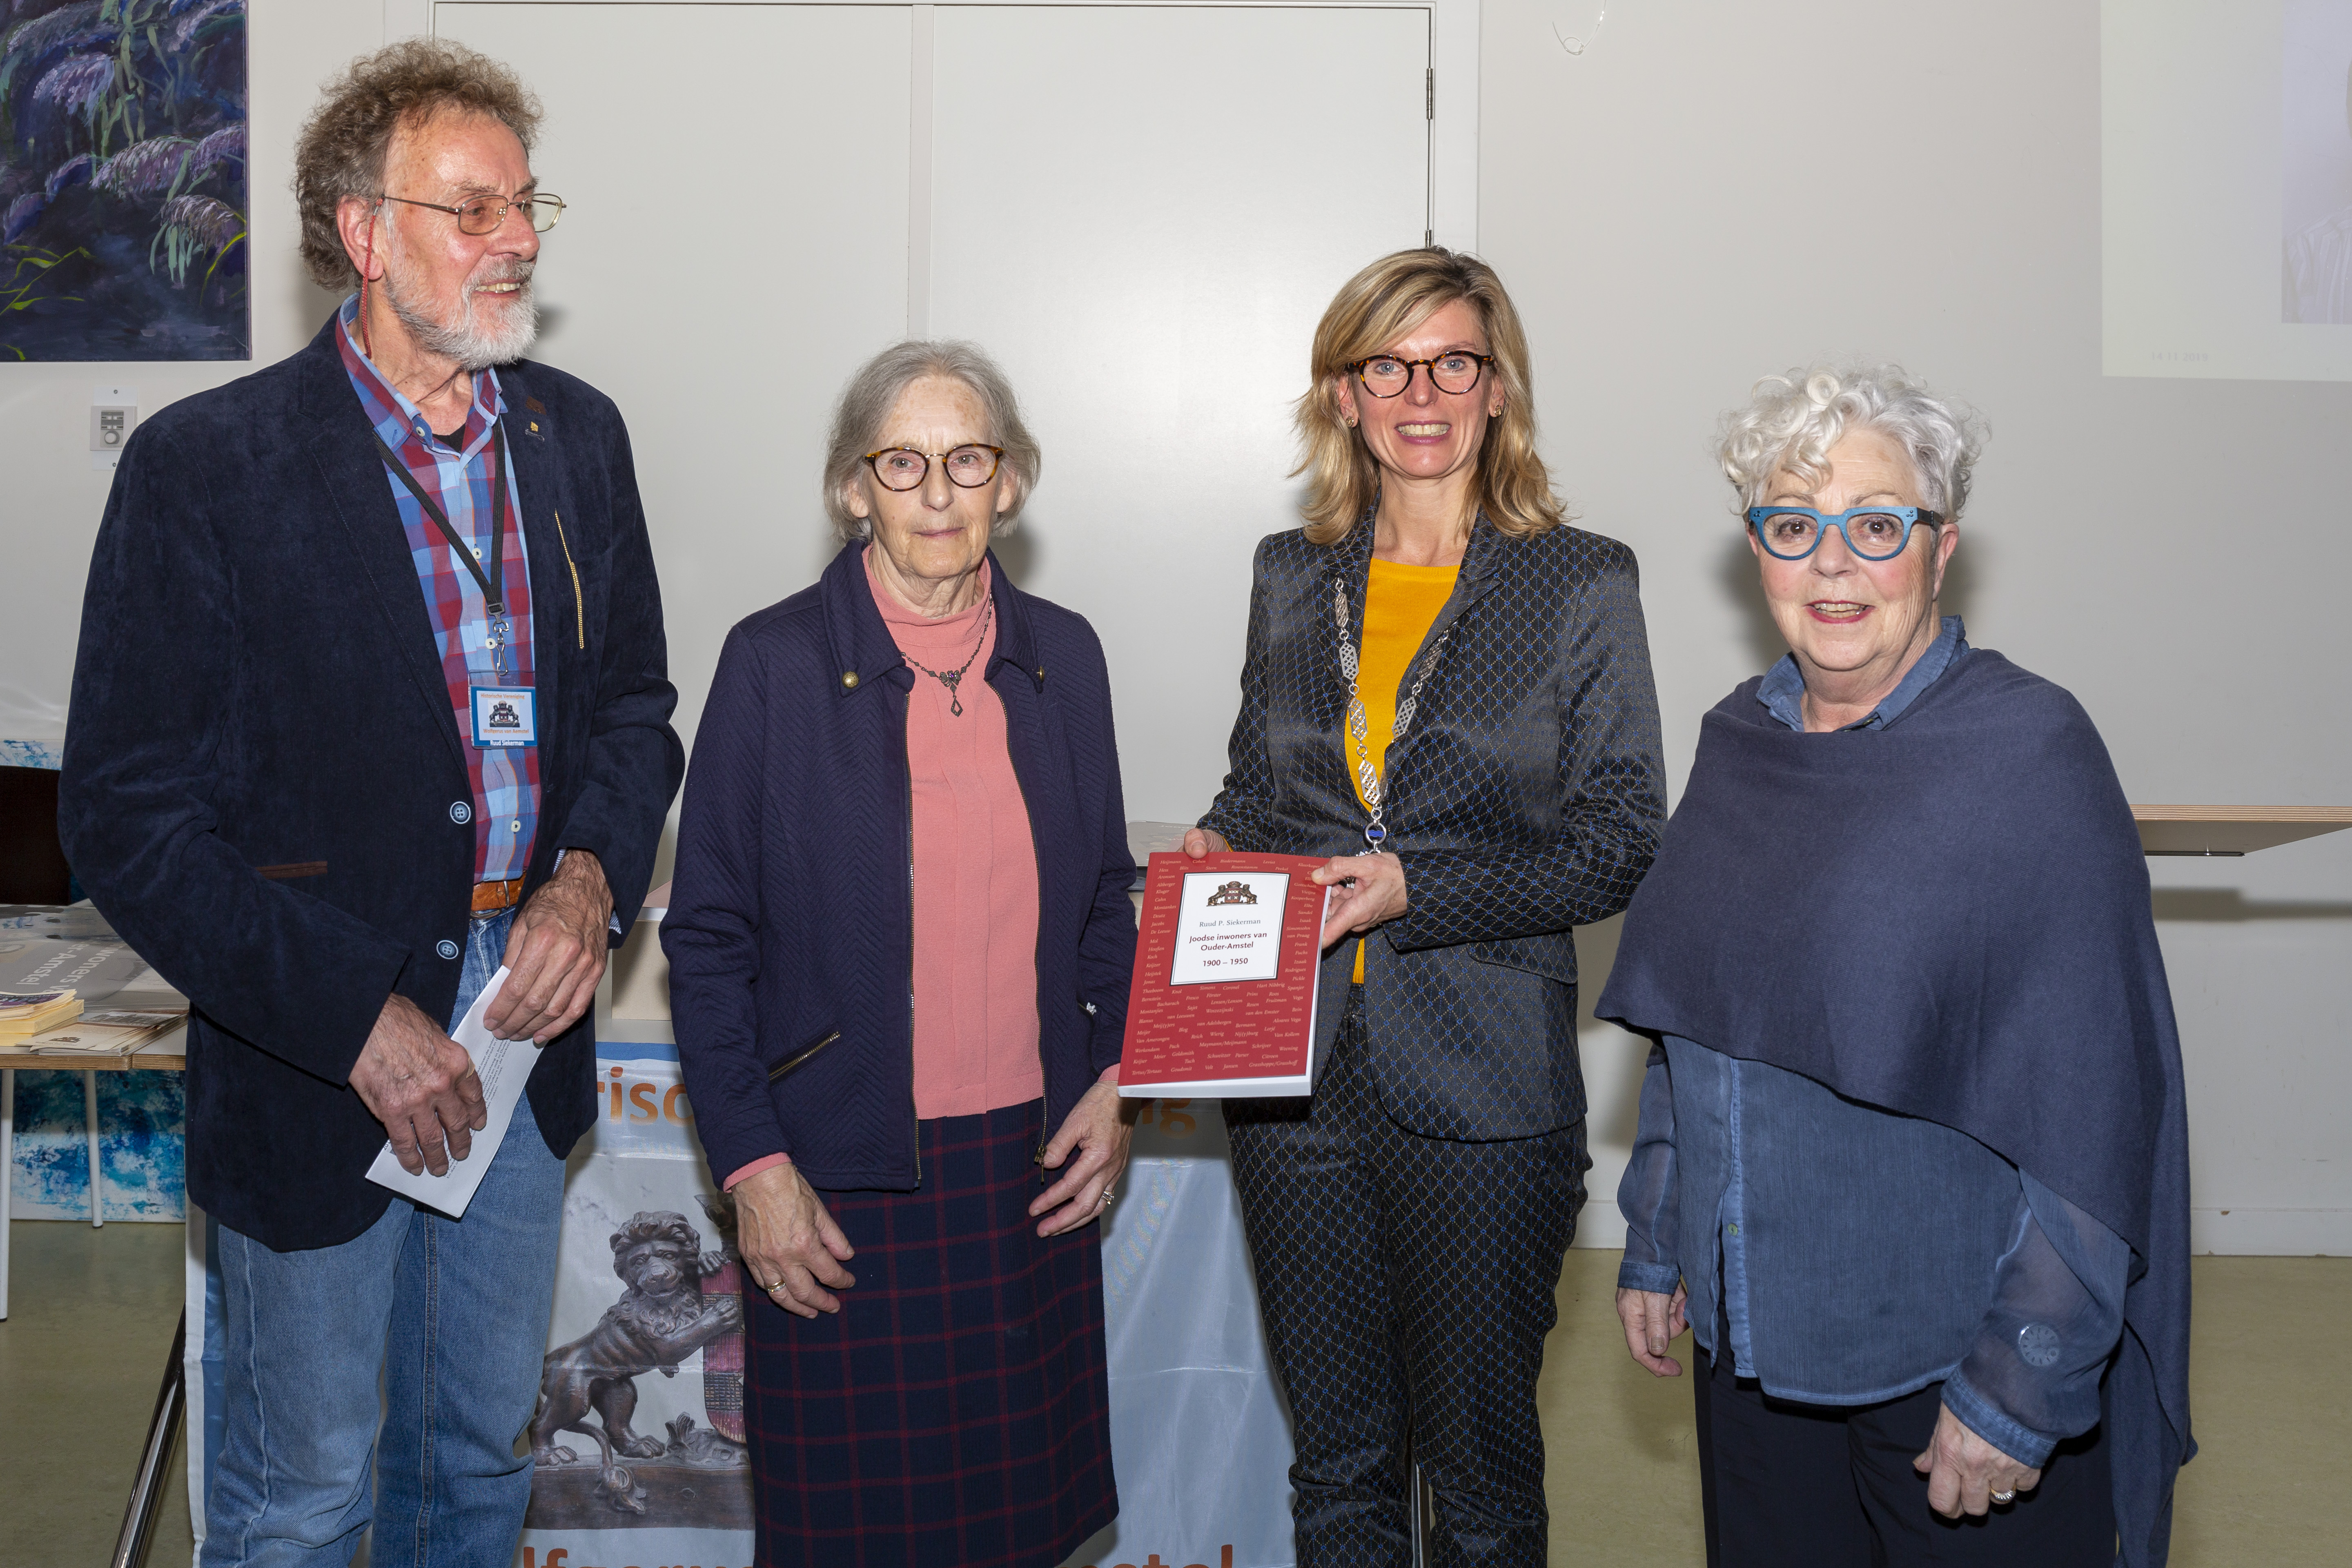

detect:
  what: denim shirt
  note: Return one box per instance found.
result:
[1615,618,2134,1465]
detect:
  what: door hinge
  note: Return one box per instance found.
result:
[1425,67,1434,120]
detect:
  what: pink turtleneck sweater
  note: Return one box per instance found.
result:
[869,550,1046,1120]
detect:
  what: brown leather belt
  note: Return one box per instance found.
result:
[471,876,526,914]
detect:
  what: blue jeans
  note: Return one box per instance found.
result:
[203,908,566,1568]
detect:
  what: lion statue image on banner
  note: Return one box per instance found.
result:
[528,1209,744,1513]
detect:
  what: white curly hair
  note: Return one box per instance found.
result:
[1717,365,1987,522]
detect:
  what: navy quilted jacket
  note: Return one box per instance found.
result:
[663,543,1137,1191]
[1200,514,1666,1138]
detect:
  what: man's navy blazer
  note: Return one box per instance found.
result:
[60,315,683,1252]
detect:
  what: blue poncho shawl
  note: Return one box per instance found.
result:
[1598,650,2192,1566]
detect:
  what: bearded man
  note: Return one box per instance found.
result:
[59,40,681,1568]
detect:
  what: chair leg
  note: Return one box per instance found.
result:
[2,1067,13,1320]
[111,1308,186,1568]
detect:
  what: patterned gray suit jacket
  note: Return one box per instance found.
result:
[1200,512,1666,1140]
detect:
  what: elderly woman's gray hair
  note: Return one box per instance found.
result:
[1717,365,1987,523]
[823,341,1042,543]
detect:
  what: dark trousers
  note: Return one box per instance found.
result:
[1225,990,1590,1568]
[1695,1341,2114,1568]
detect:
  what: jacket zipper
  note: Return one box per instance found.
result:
[767,1031,840,1083]
[900,684,922,1188]
[1006,738,1055,1176]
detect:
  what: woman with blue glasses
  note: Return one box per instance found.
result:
[1596,365,2193,1567]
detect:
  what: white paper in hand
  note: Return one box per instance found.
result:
[365,966,541,1218]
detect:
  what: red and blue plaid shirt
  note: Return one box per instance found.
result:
[335,295,540,884]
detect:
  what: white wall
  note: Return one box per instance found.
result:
[1,0,2343,1254]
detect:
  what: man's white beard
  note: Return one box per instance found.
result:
[383,260,539,372]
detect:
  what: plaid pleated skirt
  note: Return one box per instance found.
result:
[744,1099,1118,1568]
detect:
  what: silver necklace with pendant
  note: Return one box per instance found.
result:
[901,594,995,717]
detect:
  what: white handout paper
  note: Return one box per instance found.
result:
[365,966,541,1219]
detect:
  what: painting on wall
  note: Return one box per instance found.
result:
[0,0,248,362]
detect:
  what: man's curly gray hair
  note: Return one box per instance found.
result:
[292,39,542,292]
[822,340,1041,543]
[1717,365,1987,523]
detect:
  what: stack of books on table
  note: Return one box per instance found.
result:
[22,1008,184,1057]
[0,988,83,1039]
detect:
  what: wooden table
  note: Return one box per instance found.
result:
[2132,804,2352,856]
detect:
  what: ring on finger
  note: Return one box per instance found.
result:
[1990,1490,2016,1505]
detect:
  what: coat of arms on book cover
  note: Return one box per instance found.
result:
[1205,880,1258,906]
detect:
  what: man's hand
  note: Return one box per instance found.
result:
[1914,1403,2042,1518]
[1615,1284,1690,1377]
[1313,852,1407,948]
[350,993,487,1175]
[489,849,614,1043]
[732,1163,857,1319]
[1030,1080,1137,1236]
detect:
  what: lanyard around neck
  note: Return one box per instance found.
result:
[374,421,511,617]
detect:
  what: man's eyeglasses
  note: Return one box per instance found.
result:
[1747,505,1943,562]
[1349,351,1494,398]
[376,192,566,235]
[863,445,1006,491]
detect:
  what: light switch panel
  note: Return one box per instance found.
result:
[90,385,137,471]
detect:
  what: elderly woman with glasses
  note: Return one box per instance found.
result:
[1600,365,2193,1568]
[662,340,1138,1568]
[1183,247,1667,1565]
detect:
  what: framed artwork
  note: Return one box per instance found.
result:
[0,0,248,362]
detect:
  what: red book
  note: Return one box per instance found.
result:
[1117,852,1334,1098]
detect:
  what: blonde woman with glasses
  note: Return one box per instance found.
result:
[1181,248,1667,1565]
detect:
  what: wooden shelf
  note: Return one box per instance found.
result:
[2132,805,2352,856]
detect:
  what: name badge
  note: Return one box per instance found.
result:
[470,685,538,748]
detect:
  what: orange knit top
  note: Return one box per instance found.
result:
[1348,557,1459,982]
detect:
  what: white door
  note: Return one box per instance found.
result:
[928,5,1431,820]
[434,1,1437,820]
[434,1,917,760]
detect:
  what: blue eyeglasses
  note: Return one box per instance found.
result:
[1746,505,1943,562]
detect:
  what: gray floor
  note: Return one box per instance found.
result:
[1538,1247,2352,1566]
[2,1219,2343,1567]
[2,1220,193,1568]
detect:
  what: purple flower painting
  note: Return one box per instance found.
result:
[1,0,247,361]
